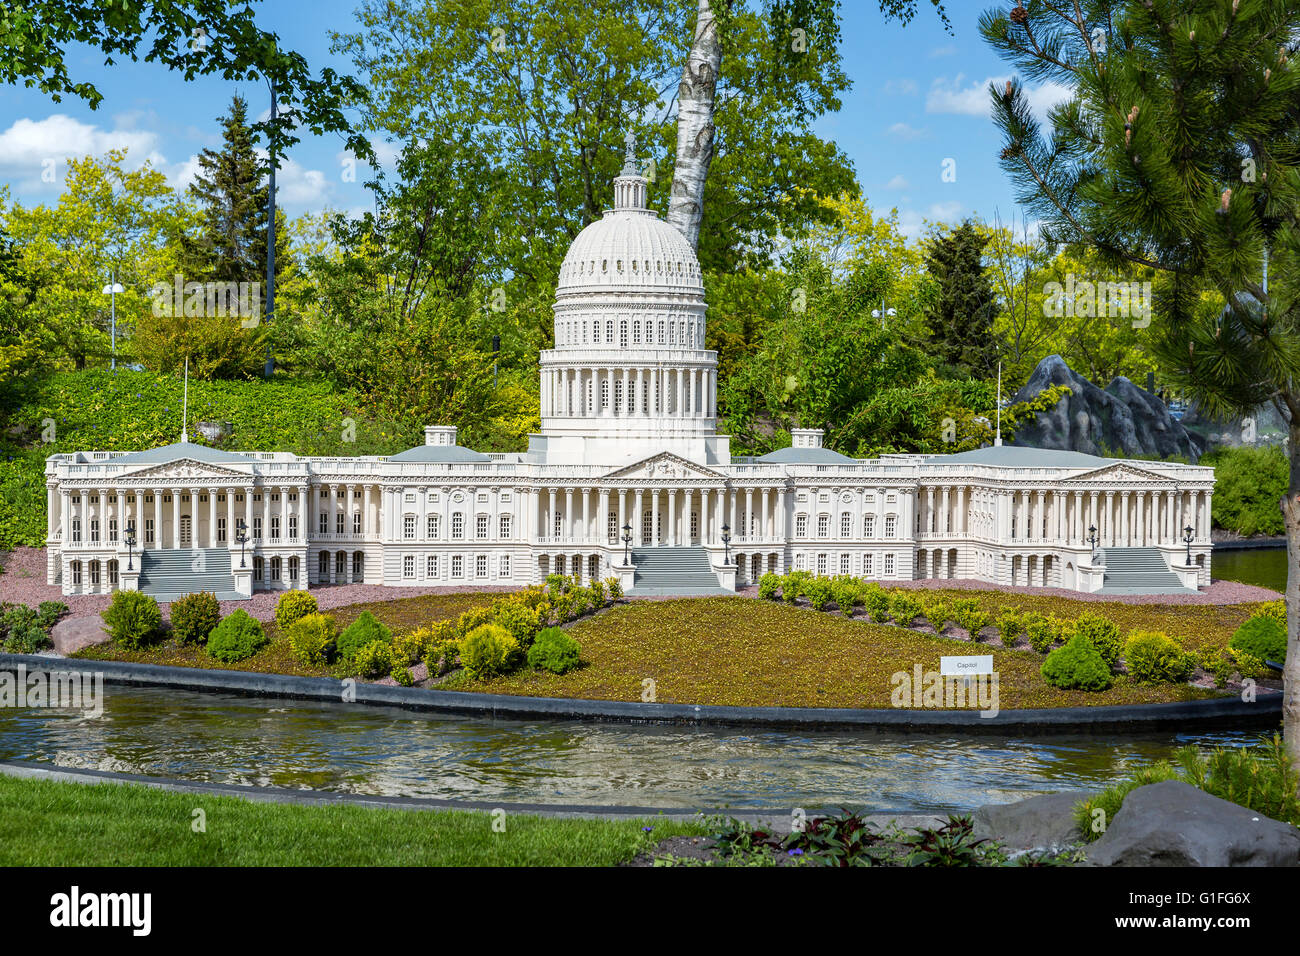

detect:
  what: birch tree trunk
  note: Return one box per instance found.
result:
[666,0,721,249]
[1282,411,1300,772]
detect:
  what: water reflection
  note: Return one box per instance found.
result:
[0,686,1264,812]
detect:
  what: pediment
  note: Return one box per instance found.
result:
[604,452,725,481]
[1063,462,1171,484]
[119,458,248,481]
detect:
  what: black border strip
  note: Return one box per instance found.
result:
[0,652,1280,733]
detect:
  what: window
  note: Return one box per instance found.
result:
[884,553,895,576]
[318,552,329,579]
[840,553,851,574]
[319,513,328,534]
[253,516,263,541]
[606,320,613,342]
[500,514,512,538]
[353,551,364,579]
[817,515,829,538]
[217,517,227,542]
[270,556,281,581]
[71,518,81,543]
[427,555,439,578]
[270,515,281,540]
[885,515,897,538]
[619,320,628,347]
[864,514,876,537]
[90,518,100,543]
[288,515,297,539]
[145,518,154,544]
[608,512,618,543]
[690,511,699,539]
[601,380,609,408]
[403,515,416,540]
[863,553,874,576]
[500,554,511,577]
[353,512,362,535]
[403,555,415,579]
[840,513,852,538]
[476,514,489,539]
[817,553,827,575]
[428,514,440,538]
[336,512,344,534]
[476,555,488,577]
[336,551,346,577]
[633,320,641,344]
[452,512,464,539]
[108,559,119,586]
[89,560,100,587]
[795,514,807,537]
[253,556,264,582]
[451,555,464,578]
[288,557,299,582]
[794,553,805,570]
[109,518,118,542]
[71,560,81,586]
[554,512,564,538]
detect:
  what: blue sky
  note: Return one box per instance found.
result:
[0,1,1070,238]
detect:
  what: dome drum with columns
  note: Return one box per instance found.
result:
[43,139,1216,599]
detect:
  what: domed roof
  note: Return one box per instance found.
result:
[556,151,703,297]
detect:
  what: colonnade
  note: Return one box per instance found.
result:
[536,485,787,546]
[541,365,716,420]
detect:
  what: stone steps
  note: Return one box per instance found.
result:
[138,548,243,602]
[628,546,730,595]
[1097,547,1194,594]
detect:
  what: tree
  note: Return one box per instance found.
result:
[982,0,1300,766]
[921,220,1002,378]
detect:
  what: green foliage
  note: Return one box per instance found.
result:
[36,601,69,630]
[422,622,461,678]
[604,577,623,601]
[285,613,336,667]
[490,600,542,648]
[391,626,435,666]
[1041,635,1113,691]
[922,221,1002,379]
[921,598,951,632]
[1070,612,1122,667]
[526,626,581,675]
[1202,446,1288,537]
[758,572,782,600]
[1023,613,1064,654]
[1197,645,1264,688]
[352,640,394,679]
[1123,631,1194,685]
[780,571,808,605]
[950,598,990,640]
[169,592,221,645]
[458,624,521,680]
[101,590,163,650]
[887,590,922,627]
[995,608,1023,648]
[206,609,267,663]
[273,590,319,630]
[830,576,862,612]
[803,577,833,611]
[862,582,891,623]
[1229,615,1287,666]
[2,604,51,654]
[336,610,393,663]
[1073,763,1182,843]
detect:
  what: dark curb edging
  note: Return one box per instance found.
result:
[0,653,1280,733]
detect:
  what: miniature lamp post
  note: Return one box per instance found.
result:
[103,274,125,370]
[1087,524,1098,551]
[721,523,732,564]
[622,523,632,562]
[236,518,249,568]
[125,521,137,571]
[1183,524,1195,564]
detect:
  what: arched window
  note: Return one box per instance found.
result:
[318,551,329,579]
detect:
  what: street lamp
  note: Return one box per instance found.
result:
[1087,524,1097,551]
[721,522,732,564]
[871,299,897,326]
[125,521,137,571]
[236,518,249,569]
[622,522,632,563]
[103,275,125,370]
[1183,524,1195,564]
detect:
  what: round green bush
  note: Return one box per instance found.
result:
[491,601,542,648]
[336,610,393,662]
[459,623,521,679]
[1041,634,1113,691]
[1229,615,1287,665]
[526,626,581,674]
[170,591,221,645]
[1124,630,1195,685]
[101,590,163,650]
[804,577,833,611]
[352,639,393,678]
[285,612,336,666]
[274,590,319,629]
[1071,612,1123,666]
[888,591,922,627]
[206,609,268,662]
[758,572,781,600]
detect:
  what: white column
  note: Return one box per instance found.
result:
[564,488,574,541]
[548,488,557,541]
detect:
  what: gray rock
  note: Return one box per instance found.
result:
[973,791,1091,850]
[1085,780,1300,867]
[1009,355,1201,461]
[50,616,112,655]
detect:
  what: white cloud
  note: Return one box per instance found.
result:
[0,114,160,188]
[927,75,1074,122]
[895,201,965,241]
[887,122,928,141]
[253,149,335,207]
[886,174,910,190]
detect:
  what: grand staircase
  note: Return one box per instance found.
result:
[138,548,244,602]
[1096,547,1195,595]
[627,546,731,596]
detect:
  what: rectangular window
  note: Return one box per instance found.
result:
[288,515,297,539]
[794,553,805,571]
[336,512,345,534]
[71,561,81,586]
[109,561,119,586]
[884,553,895,577]
[817,515,829,538]
[452,513,464,539]
[319,513,328,534]
[840,553,850,574]
[145,518,155,544]
[840,514,851,538]
[451,555,463,578]
[885,516,897,538]
[90,519,100,543]
[217,517,227,542]
[108,518,118,542]
[500,554,510,577]
[816,553,827,575]
[427,554,438,578]
[270,515,280,540]
[403,555,415,579]
[353,512,362,535]
[690,511,699,539]
[863,553,874,576]
[404,515,416,540]
[500,514,512,538]
[795,515,807,537]
[476,554,488,577]
[476,514,489,539]
[253,516,263,541]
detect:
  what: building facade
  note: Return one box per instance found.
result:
[44,154,1215,598]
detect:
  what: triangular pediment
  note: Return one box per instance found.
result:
[604,452,725,481]
[1063,462,1171,484]
[119,458,248,480]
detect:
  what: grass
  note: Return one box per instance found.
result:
[453,596,1234,709]
[72,591,498,677]
[0,775,703,866]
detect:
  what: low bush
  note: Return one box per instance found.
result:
[206,609,268,662]
[274,590,319,630]
[1041,635,1113,691]
[604,576,623,601]
[1073,762,1182,841]
[951,600,991,641]
[422,623,461,677]
[285,612,336,666]
[995,608,1023,648]
[391,626,435,666]
[1071,612,1123,666]
[1024,613,1064,654]
[830,576,861,613]
[922,599,951,633]
[101,590,163,650]
[459,624,521,679]
[1195,646,1264,688]
[803,577,833,611]
[170,592,221,645]
[492,601,542,648]
[758,572,782,600]
[336,611,393,663]
[36,601,69,630]
[1124,630,1195,685]
[862,583,890,623]
[3,605,50,654]
[888,591,922,627]
[353,640,394,678]
[527,626,581,674]
[1229,615,1287,666]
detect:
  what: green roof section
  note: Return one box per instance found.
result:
[927,445,1111,468]
[387,444,492,463]
[110,441,252,466]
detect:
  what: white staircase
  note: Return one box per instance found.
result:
[1097,547,1195,594]
[138,548,244,602]
[627,546,731,596]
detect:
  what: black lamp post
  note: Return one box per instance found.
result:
[1087,524,1097,550]
[1183,524,1195,564]
[125,521,137,571]
[721,522,732,564]
[622,523,632,563]
[236,517,249,569]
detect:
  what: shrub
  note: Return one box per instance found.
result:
[1174,734,1300,826]
[1255,600,1286,626]
[922,599,951,632]
[782,571,811,605]
[392,662,414,686]
[1024,613,1064,654]
[1041,635,1113,691]
[4,613,50,654]
[995,608,1023,648]
[804,576,833,611]
[1230,615,1287,665]
[1073,762,1182,841]
[1124,630,1195,685]
[352,640,394,678]
[285,612,336,666]
[337,610,393,663]
[862,583,890,623]
[1197,646,1265,688]
[1071,613,1123,666]
[170,592,221,645]
[589,580,606,607]
[527,626,581,674]
[951,600,991,641]
[758,572,782,600]
[1202,444,1288,537]
[274,590,319,629]
[492,601,542,648]
[888,590,923,627]
[101,590,163,650]
[206,609,268,662]
[455,605,497,638]
[423,627,461,677]
[459,624,521,679]
[392,626,434,666]
[830,576,862,613]
[36,601,69,629]
[604,576,623,601]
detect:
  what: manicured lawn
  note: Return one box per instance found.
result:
[72,591,499,677]
[0,775,701,866]
[453,596,1238,709]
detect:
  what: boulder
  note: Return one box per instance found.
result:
[973,791,1091,850]
[1085,780,1300,867]
[1010,355,1201,461]
[50,616,112,655]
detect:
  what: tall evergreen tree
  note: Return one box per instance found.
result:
[982,0,1300,764]
[922,220,1001,378]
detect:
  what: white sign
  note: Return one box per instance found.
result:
[940,655,994,677]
